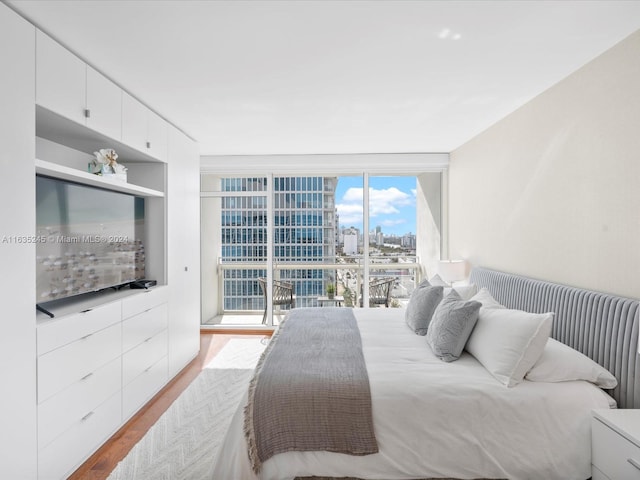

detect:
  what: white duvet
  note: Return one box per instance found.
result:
[211,308,612,480]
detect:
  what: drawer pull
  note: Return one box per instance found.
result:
[81,411,95,422]
[81,372,94,381]
[80,333,93,340]
[80,308,92,313]
[144,337,153,343]
[144,365,153,373]
[628,458,640,471]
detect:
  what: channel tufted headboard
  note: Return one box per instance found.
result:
[469,267,640,409]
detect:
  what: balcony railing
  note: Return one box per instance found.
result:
[205,256,422,326]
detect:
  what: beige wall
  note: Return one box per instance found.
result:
[449,30,640,299]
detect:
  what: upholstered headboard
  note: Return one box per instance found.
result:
[469,267,640,409]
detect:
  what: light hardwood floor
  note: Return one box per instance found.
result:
[69,331,267,480]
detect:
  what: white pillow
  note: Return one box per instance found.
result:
[470,287,505,309]
[444,283,479,301]
[526,338,618,388]
[465,307,553,387]
[428,274,448,286]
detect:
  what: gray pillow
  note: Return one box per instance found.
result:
[426,290,481,362]
[405,284,444,335]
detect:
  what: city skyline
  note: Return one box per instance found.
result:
[335,176,417,236]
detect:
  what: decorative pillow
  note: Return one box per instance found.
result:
[526,338,618,388]
[465,307,553,387]
[405,285,444,335]
[426,290,481,362]
[470,287,505,309]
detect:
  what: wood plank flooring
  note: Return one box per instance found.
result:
[68,331,267,480]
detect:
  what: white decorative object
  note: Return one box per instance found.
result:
[90,148,128,182]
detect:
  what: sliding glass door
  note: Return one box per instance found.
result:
[201,171,434,328]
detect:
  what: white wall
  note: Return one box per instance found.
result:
[416,172,442,279]
[449,29,640,299]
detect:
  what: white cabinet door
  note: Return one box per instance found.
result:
[167,126,200,377]
[122,91,168,162]
[122,92,148,153]
[147,110,168,162]
[86,66,122,140]
[36,29,86,125]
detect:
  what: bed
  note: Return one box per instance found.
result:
[211,267,640,480]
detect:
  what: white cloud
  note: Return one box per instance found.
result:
[380,218,407,227]
[336,186,414,226]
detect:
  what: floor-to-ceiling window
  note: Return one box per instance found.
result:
[200,155,447,328]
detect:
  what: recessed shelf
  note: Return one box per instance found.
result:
[35,159,164,197]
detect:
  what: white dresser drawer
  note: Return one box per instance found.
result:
[123,355,168,421]
[123,328,168,386]
[122,303,168,353]
[122,286,167,319]
[38,356,121,450]
[592,464,612,480]
[37,301,121,355]
[38,392,121,480]
[593,417,640,479]
[37,322,121,403]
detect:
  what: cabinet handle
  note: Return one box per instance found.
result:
[80,333,93,340]
[146,141,151,149]
[628,458,640,471]
[81,308,92,313]
[144,365,153,373]
[81,411,95,421]
[144,336,153,343]
[81,372,94,381]
[84,109,91,118]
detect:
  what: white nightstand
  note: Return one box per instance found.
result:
[592,409,640,479]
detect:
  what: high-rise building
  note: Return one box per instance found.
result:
[220,176,337,311]
[342,227,359,255]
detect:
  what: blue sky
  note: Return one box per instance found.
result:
[335,176,416,236]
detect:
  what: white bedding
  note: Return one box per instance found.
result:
[211,308,612,480]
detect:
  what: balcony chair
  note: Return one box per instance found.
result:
[258,278,295,324]
[360,277,394,307]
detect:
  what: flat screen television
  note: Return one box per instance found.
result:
[36,175,145,304]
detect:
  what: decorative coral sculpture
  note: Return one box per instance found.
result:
[90,149,127,176]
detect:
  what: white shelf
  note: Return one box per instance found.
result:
[35,159,164,198]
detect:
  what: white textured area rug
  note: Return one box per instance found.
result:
[107,337,268,480]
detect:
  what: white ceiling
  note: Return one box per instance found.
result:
[6,0,640,156]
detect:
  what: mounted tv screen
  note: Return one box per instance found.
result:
[36,175,145,303]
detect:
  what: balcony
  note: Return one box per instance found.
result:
[202,256,422,327]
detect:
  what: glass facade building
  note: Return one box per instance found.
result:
[221,176,337,311]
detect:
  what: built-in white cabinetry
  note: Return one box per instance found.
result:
[36,298,123,480]
[36,30,169,163]
[36,31,122,141]
[36,287,169,480]
[35,29,86,126]
[86,66,122,140]
[122,290,169,420]
[167,128,201,377]
[123,92,169,162]
[1,4,200,478]
[0,4,37,479]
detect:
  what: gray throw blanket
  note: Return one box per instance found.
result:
[244,307,378,473]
